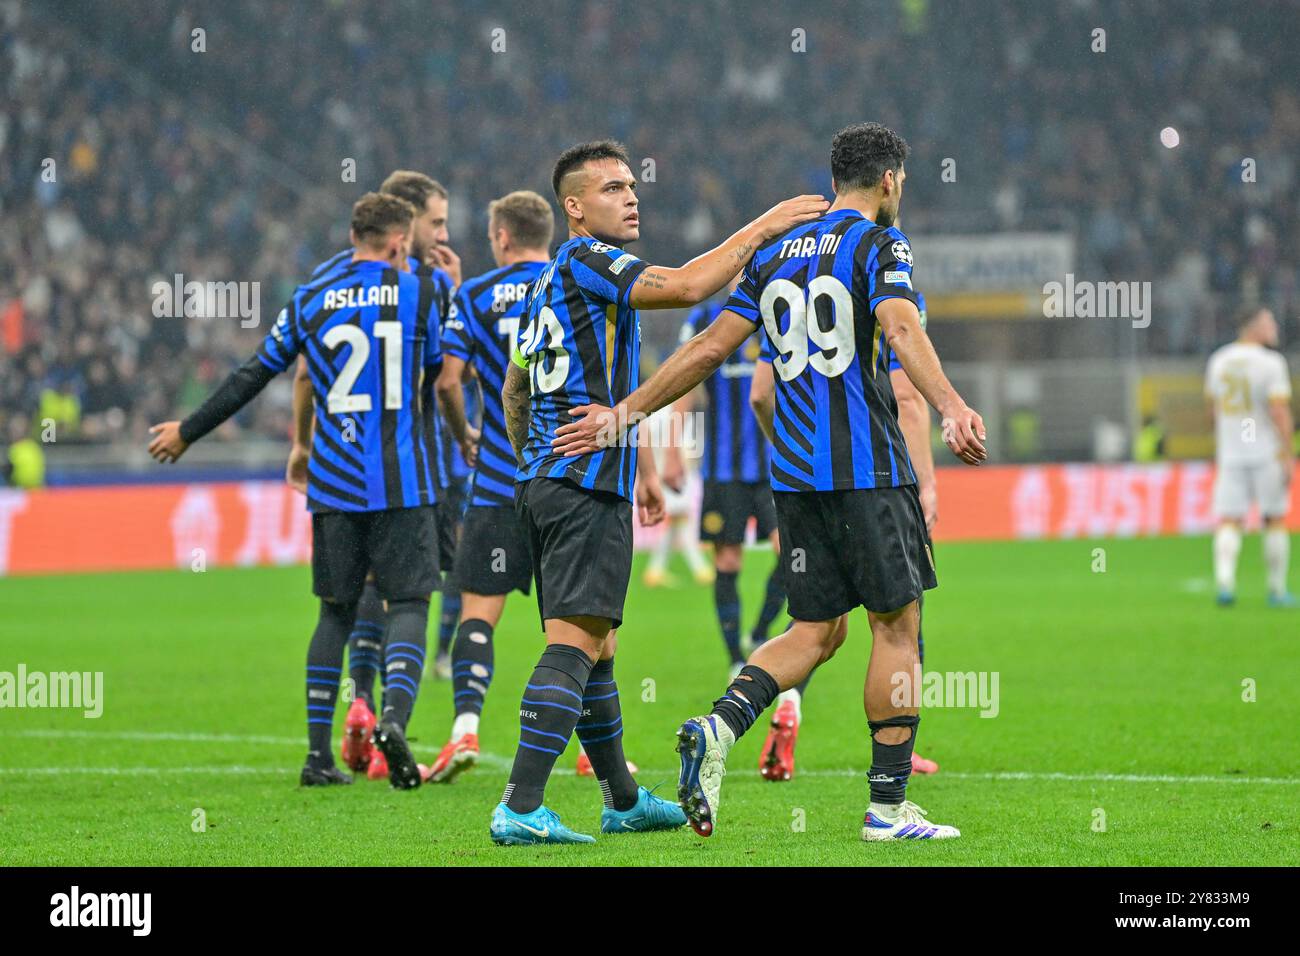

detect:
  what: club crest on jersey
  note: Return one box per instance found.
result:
[891,240,913,265]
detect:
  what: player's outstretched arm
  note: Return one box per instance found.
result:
[285,357,313,493]
[149,355,280,464]
[502,360,531,466]
[552,310,755,456]
[749,359,776,444]
[892,367,938,531]
[628,195,828,310]
[875,297,986,466]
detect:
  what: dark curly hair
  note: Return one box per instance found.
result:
[830,123,910,193]
[552,140,631,201]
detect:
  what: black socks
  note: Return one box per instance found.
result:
[451,617,494,716]
[379,598,429,730]
[710,663,779,739]
[575,658,637,811]
[306,598,356,768]
[504,644,593,813]
[437,592,461,656]
[714,570,743,664]
[345,580,384,711]
[868,714,919,805]
[750,563,786,646]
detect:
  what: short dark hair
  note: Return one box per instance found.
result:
[380,170,448,211]
[1234,303,1267,330]
[351,192,415,246]
[830,123,910,194]
[552,140,631,202]
[489,190,555,249]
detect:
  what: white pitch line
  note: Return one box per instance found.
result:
[0,766,285,776]
[21,728,303,746]
[6,731,1298,786]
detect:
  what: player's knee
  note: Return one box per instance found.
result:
[830,614,849,649]
[320,597,358,627]
[387,597,430,618]
[714,546,742,574]
[809,617,845,661]
[870,603,918,646]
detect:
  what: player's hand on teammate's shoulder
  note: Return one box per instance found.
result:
[753,195,830,240]
[285,443,310,494]
[552,403,619,457]
[147,421,189,464]
[637,469,667,527]
[939,404,988,466]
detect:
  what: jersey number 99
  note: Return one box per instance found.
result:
[759,276,856,382]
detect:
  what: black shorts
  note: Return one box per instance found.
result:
[432,480,466,573]
[450,504,533,597]
[699,480,777,544]
[312,506,440,604]
[773,485,936,619]
[515,477,633,630]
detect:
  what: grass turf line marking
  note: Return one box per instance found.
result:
[5,732,1299,786]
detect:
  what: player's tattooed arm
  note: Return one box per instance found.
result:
[749,360,776,444]
[552,311,756,457]
[876,297,987,466]
[503,363,531,466]
[628,195,828,309]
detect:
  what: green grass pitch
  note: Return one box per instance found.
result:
[0,534,1295,866]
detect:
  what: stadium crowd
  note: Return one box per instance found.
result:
[3,0,1298,458]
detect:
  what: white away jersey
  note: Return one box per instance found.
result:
[1205,342,1292,465]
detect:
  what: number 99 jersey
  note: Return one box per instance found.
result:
[512,236,649,501]
[727,210,919,492]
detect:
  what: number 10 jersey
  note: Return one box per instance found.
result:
[513,236,650,501]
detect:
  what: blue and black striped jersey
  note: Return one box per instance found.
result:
[887,290,927,373]
[726,209,917,492]
[680,302,769,484]
[514,236,649,500]
[444,260,546,507]
[258,258,442,513]
[421,266,473,491]
[313,250,468,490]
